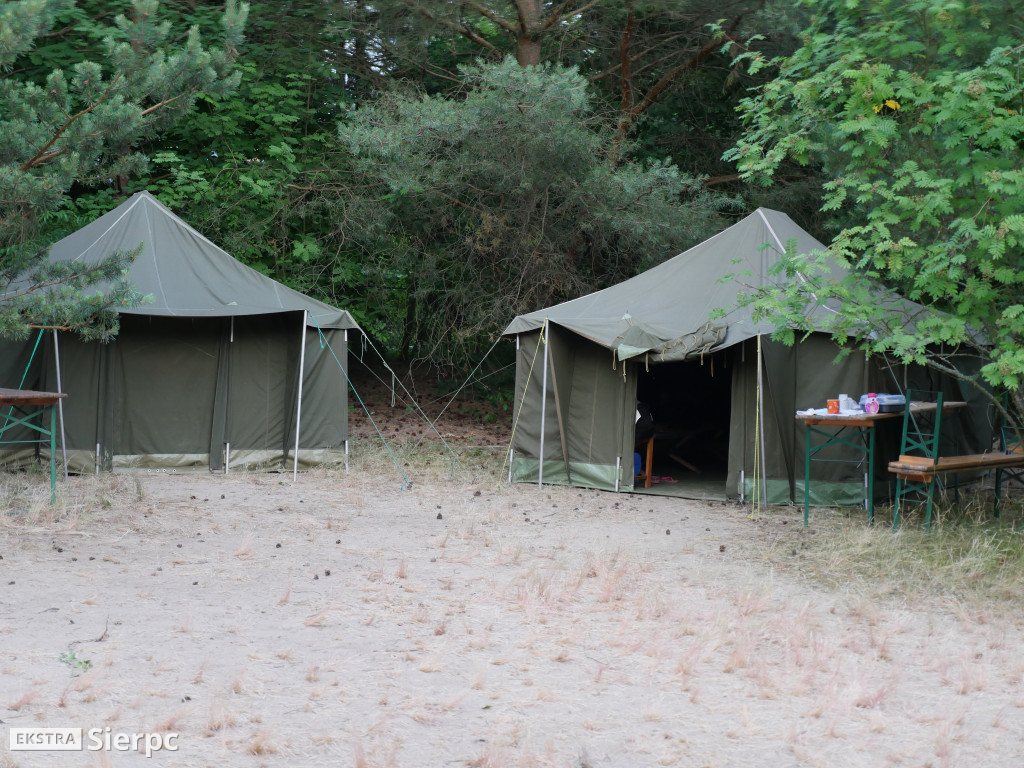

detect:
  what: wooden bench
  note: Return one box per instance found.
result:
[889,449,1024,527]
[888,451,1024,483]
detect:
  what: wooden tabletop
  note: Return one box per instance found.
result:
[0,388,67,406]
[795,400,966,428]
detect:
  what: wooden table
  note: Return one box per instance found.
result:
[795,401,966,526]
[0,388,67,504]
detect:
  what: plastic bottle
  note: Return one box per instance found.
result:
[864,393,879,414]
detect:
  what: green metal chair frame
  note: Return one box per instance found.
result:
[994,424,1024,518]
[892,389,945,529]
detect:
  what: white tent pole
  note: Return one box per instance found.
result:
[757,335,768,513]
[52,330,68,479]
[293,311,308,481]
[344,328,349,474]
[538,322,549,488]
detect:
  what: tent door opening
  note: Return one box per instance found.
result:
[634,352,732,497]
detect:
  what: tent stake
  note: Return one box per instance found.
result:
[52,330,68,479]
[225,442,230,474]
[95,443,100,475]
[293,311,307,481]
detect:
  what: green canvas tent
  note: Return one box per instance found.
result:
[503,208,990,504]
[1,191,359,473]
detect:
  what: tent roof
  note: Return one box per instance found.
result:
[503,208,923,362]
[43,191,358,330]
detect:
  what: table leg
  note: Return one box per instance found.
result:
[49,404,57,505]
[804,423,810,527]
[867,425,876,526]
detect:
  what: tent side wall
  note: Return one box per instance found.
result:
[510,326,636,490]
[292,326,349,467]
[726,335,992,505]
[728,336,882,504]
[0,314,349,472]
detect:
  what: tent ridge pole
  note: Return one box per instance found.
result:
[757,209,787,253]
[293,311,307,481]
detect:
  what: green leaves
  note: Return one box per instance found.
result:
[727,0,1024,408]
[336,57,727,366]
[0,0,248,340]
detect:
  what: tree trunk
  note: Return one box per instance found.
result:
[513,0,542,66]
[516,35,542,66]
[399,290,418,361]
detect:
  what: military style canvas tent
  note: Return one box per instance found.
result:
[503,208,989,504]
[1,191,359,473]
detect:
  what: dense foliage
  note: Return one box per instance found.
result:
[1,0,808,368]
[0,0,247,340]
[727,0,1024,412]
[336,59,732,363]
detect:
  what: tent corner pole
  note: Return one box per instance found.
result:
[293,311,308,481]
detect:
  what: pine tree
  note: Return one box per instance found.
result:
[0,0,248,340]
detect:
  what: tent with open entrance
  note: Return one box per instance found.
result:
[502,208,991,504]
[1,191,359,473]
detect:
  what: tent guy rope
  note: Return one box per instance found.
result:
[309,318,411,490]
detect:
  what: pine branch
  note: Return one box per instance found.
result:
[19,74,122,172]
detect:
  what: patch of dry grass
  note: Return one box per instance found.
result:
[753,497,1024,608]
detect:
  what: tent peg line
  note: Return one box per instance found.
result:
[309,317,411,490]
[340,323,470,478]
[408,334,506,452]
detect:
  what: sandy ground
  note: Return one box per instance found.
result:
[2,466,1023,768]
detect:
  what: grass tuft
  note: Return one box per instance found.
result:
[756,501,1024,608]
